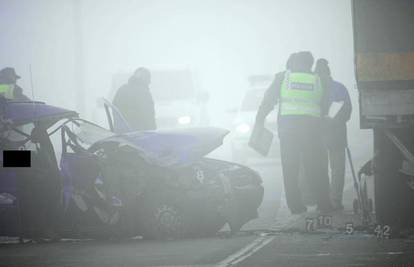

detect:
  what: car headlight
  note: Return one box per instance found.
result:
[236,123,251,134]
[178,115,192,125]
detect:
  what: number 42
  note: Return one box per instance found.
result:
[374,225,391,239]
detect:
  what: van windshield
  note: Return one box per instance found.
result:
[151,70,195,101]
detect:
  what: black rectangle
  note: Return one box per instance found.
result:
[2,150,31,168]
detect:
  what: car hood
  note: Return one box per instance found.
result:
[1,100,78,127]
[93,127,229,168]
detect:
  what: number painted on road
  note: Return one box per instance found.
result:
[374,224,391,239]
[345,223,354,235]
[305,218,315,232]
[317,215,332,228]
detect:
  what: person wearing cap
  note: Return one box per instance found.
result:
[113,67,156,131]
[315,58,352,211]
[254,51,333,215]
[0,67,30,101]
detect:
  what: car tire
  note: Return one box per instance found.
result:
[139,189,185,240]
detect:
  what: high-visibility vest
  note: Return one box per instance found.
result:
[0,84,14,99]
[279,72,323,117]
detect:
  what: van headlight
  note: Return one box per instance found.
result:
[178,116,192,125]
[236,123,251,133]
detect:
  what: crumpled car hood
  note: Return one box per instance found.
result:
[1,100,77,127]
[93,127,229,167]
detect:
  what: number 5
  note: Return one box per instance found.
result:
[345,223,354,235]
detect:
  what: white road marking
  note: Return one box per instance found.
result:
[151,250,405,266]
[215,235,275,267]
[264,251,406,257]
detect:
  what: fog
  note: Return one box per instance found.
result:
[0,0,372,161]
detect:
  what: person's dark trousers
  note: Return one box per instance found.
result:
[326,122,347,209]
[279,118,332,214]
[327,145,346,208]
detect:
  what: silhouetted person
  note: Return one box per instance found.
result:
[255,51,333,214]
[315,58,352,210]
[113,67,156,131]
[0,67,30,101]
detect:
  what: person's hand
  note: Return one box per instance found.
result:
[323,115,333,123]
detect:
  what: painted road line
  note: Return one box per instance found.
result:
[215,235,275,267]
[261,251,405,257]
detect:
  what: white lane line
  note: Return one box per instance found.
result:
[215,235,275,267]
[264,251,405,257]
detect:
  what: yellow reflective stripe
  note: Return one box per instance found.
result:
[281,97,317,104]
[279,72,323,117]
[0,84,14,99]
[0,84,9,93]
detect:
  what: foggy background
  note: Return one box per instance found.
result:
[0,0,372,161]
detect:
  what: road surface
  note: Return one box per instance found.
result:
[1,154,413,267]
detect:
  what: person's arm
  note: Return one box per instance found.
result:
[255,72,284,126]
[148,92,157,130]
[112,86,122,107]
[13,85,30,101]
[334,83,352,123]
[318,74,331,118]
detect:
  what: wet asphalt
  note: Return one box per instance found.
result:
[1,152,412,267]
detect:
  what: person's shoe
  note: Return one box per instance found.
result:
[279,212,308,232]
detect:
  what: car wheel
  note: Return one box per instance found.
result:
[139,190,185,240]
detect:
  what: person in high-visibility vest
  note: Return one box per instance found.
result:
[255,51,333,215]
[0,84,13,99]
[0,67,30,101]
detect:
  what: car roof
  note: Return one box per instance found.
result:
[1,100,78,127]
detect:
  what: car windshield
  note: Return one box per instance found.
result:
[1,122,37,151]
[241,89,266,111]
[64,119,114,148]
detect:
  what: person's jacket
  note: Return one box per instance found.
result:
[325,79,352,147]
[255,70,329,132]
[113,78,156,131]
[13,85,31,101]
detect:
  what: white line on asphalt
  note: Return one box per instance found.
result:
[215,235,275,267]
[265,251,406,257]
[150,236,275,267]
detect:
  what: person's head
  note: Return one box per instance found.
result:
[286,53,297,70]
[0,67,20,84]
[131,67,151,86]
[314,58,331,77]
[290,51,314,72]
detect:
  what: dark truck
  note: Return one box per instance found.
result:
[352,0,414,229]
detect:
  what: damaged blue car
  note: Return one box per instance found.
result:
[0,97,263,239]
